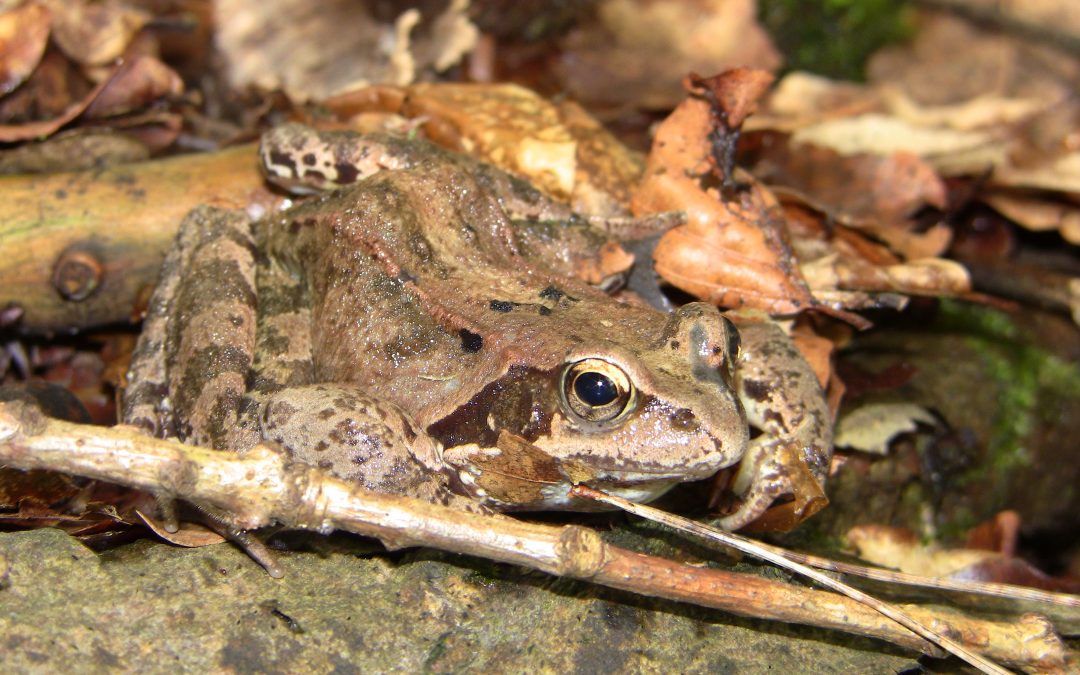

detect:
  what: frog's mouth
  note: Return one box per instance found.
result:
[531,474,682,511]
[444,431,709,509]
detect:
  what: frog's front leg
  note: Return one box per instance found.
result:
[716,314,833,531]
[260,384,477,510]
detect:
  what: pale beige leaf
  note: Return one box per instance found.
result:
[846,525,999,578]
[993,151,1080,195]
[985,192,1080,233]
[835,403,938,455]
[790,114,1007,175]
[214,0,478,102]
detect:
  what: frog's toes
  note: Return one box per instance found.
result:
[715,440,828,532]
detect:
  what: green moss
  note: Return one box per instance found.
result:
[933,300,1080,491]
[759,0,914,80]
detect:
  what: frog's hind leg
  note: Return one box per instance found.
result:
[124,205,259,450]
[122,206,260,533]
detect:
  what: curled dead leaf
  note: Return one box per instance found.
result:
[42,0,150,67]
[847,522,1080,595]
[83,55,183,119]
[0,2,51,96]
[687,68,774,131]
[136,509,226,548]
[325,82,643,217]
[650,181,817,313]
[633,70,824,316]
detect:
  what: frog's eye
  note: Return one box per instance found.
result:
[722,316,742,363]
[561,359,636,424]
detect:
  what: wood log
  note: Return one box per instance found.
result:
[0,145,279,334]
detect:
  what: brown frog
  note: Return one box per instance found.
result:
[122,124,831,530]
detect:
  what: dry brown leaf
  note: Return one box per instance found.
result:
[137,509,226,548]
[0,52,101,141]
[747,139,951,260]
[798,247,970,299]
[324,82,644,217]
[780,201,970,303]
[42,0,150,68]
[214,0,477,102]
[993,151,1080,196]
[406,82,578,197]
[790,114,1007,176]
[0,128,149,174]
[632,70,823,315]
[985,192,1080,244]
[847,523,1080,595]
[0,468,80,509]
[82,55,182,119]
[753,145,947,225]
[557,0,780,109]
[0,2,51,96]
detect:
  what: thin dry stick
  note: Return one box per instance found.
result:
[0,401,1068,673]
[773,547,1080,608]
[570,486,1011,675]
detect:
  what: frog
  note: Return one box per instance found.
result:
[122,123,832,531]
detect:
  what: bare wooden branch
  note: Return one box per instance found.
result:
[0,401,1070,673]
[0,146,278,333]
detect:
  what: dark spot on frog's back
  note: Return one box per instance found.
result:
[742,379,772,403]
[330,418,363,447]
[459,329,483,353]
[489,300,514,313]
[302,153,316,166]
[268,150,298,175]
[539,285,564,301]
[334,162,359,184]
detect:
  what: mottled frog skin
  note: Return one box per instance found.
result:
[122,124,832,528]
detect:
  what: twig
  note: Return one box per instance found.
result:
[770,546,1080,609]
[0,401,1069,673]
[571,486,1013,675]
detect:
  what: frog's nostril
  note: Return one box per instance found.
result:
[669,407,698,431]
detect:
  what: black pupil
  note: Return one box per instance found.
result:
[574,371,618,407]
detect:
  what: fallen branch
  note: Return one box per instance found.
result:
[0,146,277,333]
[0,401,1070,673]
